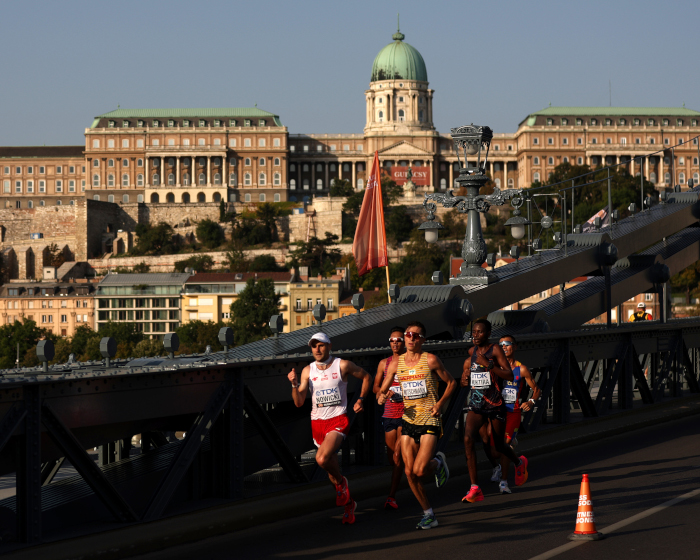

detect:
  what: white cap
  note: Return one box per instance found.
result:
[637,302,646,308]
[308,332,331,346]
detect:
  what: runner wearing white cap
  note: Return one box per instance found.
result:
[288,332,371,524]
[629,301,652,322]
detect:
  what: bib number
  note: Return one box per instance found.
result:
[315,387,341,407]
[503,387,517,404]
[390,384,403,403]
[402,379,428,400]
[471,371,491,390]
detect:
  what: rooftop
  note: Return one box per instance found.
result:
[99,272,191,286]
[0,146,84,159]
[529,106,700,117]
[185,272,293,283]
[91,108,282,128]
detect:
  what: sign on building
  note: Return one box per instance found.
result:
[388,166,430,186]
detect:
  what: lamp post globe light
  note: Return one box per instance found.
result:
[418,124,527,285]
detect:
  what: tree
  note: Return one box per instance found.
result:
[330,178,354,197]
[196,219,225,249]
[249,254,286,272]
[671,262,700,304]
[225,239,248,272]
[385,205,414,247]
[230,278,280,345]
[46,243,66,268]
[288,232,342,276]
[255,203,284,242]
[176,320,227,354]
[114,262,150,274]
[132,222,181,256]
[342,175,402,214]
[0,319,56,369]
[174,254,214,273]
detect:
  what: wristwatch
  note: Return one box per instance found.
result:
[358,396,365,401]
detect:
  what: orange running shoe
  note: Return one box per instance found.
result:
[336,476,350,506]
[384,497,398,510]
[461,485,484,503]
[515,455,529,486]
[342,500,357,524]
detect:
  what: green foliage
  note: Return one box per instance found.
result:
[46,243,66,267]
[671,262,700,304]
[341,213,357,240]
[132,339,164,358]
[114,262,150,274]
[174,254,214,273]
[385,205,414,247]
[175,320,227,354]
[225,239,248,272]
[196,219,225,249]
[288,232,342,277]
[132,222,182,256]
[249,254,287,272]
[232,216,273,246]
[0,319,56,369]
[230,278,280,345]
[255,202,290,243]
[330,178,354,197]
[342,175,403,214]
[219,200,226,222]
[440,209,467,242]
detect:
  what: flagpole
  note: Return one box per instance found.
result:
[385,264,391,303]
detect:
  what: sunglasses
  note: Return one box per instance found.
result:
[499,341,514,347]
[389,337,404,343]
[404,331,425,340]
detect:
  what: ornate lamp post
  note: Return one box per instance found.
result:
[418,124,525,285]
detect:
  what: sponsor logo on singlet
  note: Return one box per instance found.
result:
[502,386,517,403]
[315,387,342,407]
[402,379,428,400]
[471,371,491,389]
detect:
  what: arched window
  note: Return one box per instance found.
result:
[533,172,541,182]
[229,174,236,186]
[93,159,99,167]
[290,178,296,190]
[316,163,323,172]
[303,179,309,190]
[548,157,554,165]
[679,172,686,184]
[650,172,657,183]
[274,173,281,186]
[508,178,514,187]
[197,192,206,202]
[229,158,236,166]
[167,173,174,185]
[419,110,424,121]
[274,158,280,166]
[244,173,251,186]
[259,158,265,166]
[122,174,129,186]
[93,174,100,187]
[259,193,266,202]
[563,157,569,163]
[316,178,323,190]
[150,193,159,203]
[213,193,221,202]
[198,157,206,167]
[182,193,190,203]
[137,159,143,167]
[108,159,114,167]
[274,193,281,202]
[56,200,61,206]
[378,110,384,122]
[108,195,114,203]
[28,200,33,208]
[259,173,266,185]
[108,174,114,187]
[137,194,144,203]
[137,174,144,186]
[303,164,309,172]
[182,173,190,186]
[122,194,129,203]
[93,195,100,201]
[123,159,129,167]
[440,178,446,189]
[153,174,160,186]
[665,172,671,184]
[534,157,540,165]
[398,109,405,122]
[214,173,221,185]
[343,163,350,172]
[198,173,206,185]
[694,173,699,183]
[166,193,174,203]
[245,158,251,166]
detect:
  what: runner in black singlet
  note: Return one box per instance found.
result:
[460,319,528,503]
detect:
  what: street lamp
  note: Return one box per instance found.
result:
[418,124,525,285]
[503,203,531,240]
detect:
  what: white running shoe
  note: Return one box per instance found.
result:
[490,464,502,482]
[499,480,512,494]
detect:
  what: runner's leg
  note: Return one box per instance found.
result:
[480,420,499,468]
[401,434,432,511]
[385,426,403,498]
[464,411,487,486]
[315,431,345,486]
[490,417,520,465]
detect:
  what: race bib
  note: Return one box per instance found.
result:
[503,387,517,404]
[471,371,491,390]
[315,387,341,407]
[390,384,403,403]
[402,379,428,400]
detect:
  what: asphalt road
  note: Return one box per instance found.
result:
[132,415,700,560]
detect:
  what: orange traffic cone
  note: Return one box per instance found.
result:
[568,474,605,541]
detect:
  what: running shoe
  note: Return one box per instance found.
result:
[434,451,450,488]
[336,476,350,506]
[342,500,357,524]
[384,497,398,510]
[415,513,438,530]
[499,480,512,494]
[515,455,529,486]
[490,464,502,482]
[461,485,484,503]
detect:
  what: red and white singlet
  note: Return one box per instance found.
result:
[309,357,348,421]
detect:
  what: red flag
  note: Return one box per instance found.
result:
[353,151,388,276]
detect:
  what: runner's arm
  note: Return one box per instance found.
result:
[427,353,457,416]
[377,368,398,405]
[491,345,514,381]
[461,355,472,387]
[373,359,387,396]
[519,364,541,412]
[341,360,371,413]
[288,366,309,406]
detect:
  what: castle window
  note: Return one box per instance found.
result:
[198,173,206,185]
[259,138,266,147]
[108,121,115,128]
[576,118,582,125]
[259,173,266,185]
[214,173,221,185]
[274,173,281,186]
[378,110,384,122]
[561,118,568,125]
[214,138,221,145]
[108,195,114,203]
[214,120,221,127]
[245,158,251,166]
[290,178,296,190]
[273,138,280,147]
[244,173,251,186]
[244,120,251,127]
[168,120,174,127]
[260,158,266,166]
[244,138,251,147]
[137,174,144,186]
[230,138,237,147]
[93,174,99,187]
[122,120,129,128]
[398,109,405,122]
[153,120,159,127]
[274,194,281,202]
[183,120,190,127]
[546,119,553,125]
[199,120,206,127]
[229,119,236,126]
[168,174,175,185]
[198,139,205,146]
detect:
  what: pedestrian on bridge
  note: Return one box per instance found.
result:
[287,332,371,525]
[629,301,653,322]
[373,325,407,510]
[378,321,456,530]
[461,319,528,504]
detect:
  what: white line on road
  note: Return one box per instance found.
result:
[528,487,700,560]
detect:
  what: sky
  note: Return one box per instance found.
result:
[1,0,698,146]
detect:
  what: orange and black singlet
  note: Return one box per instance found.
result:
[396,353,440,427]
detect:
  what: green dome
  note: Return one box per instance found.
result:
[371,29,428,83]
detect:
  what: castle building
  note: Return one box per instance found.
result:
[2,25,700,213]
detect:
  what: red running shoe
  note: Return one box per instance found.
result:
[336,476,350,506]
[515,455,529,486]
[342,500,357,524]
[384,496,398,510]
[461,485,484,503]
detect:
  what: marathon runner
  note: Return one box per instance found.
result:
[461,319,528,503]
[490,334,540,494]
[373,326,406,510]
[288,332,371,524]
[378,321,456,529]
